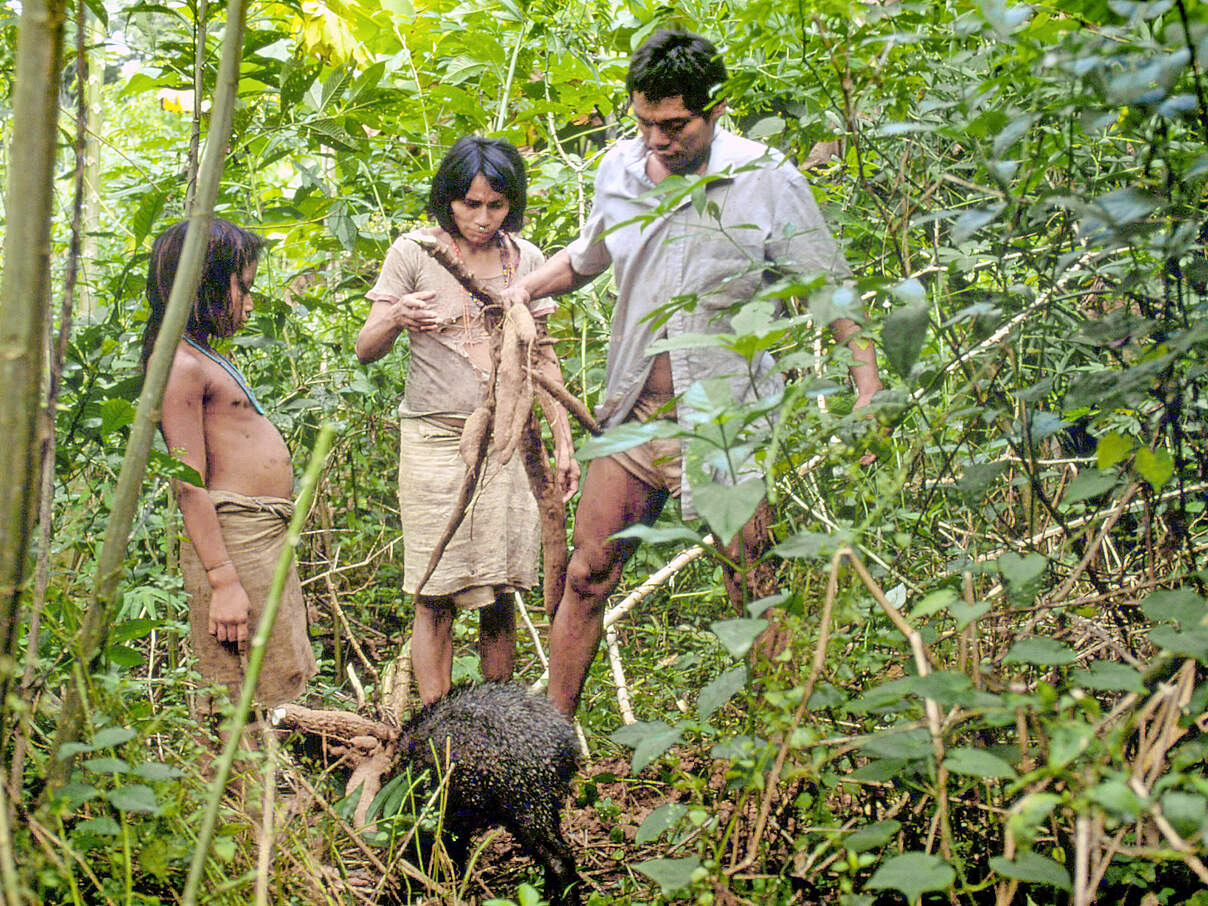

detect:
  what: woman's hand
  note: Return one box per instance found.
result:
[391,291,439,331]
[555,440,581,504]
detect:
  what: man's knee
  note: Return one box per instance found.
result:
[565,544,624,605]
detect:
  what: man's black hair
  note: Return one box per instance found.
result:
[142,218,265,364]
[429,136,527,236]
[626,29,727,116]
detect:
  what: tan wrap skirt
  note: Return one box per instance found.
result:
[181,491,317,707]
[397,415,539,607]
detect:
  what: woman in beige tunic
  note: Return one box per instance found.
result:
[356,137,578,704]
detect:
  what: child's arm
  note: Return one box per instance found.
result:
[161,351,250,651]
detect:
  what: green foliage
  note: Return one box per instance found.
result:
[4,0,1208,900]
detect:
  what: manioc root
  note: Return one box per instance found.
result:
[460,405,491,468]
[534,369,601,435]
[520,411,568,615]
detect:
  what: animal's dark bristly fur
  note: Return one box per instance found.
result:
[398,681,581,905]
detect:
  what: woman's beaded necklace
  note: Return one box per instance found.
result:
[450,231,515,336]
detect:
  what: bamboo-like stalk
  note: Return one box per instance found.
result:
[181,423,334,906]
[185,0,209,211]
[39,0,249,804]
[0,0,67,722]
[11,0,91,797]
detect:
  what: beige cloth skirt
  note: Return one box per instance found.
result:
[397,415,539,607]
[611,387,682,497]
[181,491,317,708]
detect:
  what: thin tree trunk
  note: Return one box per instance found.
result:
[9,0,92,796]
[184,0,208,211]
[39,0,250,804]
[0,0,67,730]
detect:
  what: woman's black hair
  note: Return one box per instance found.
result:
[626,29,727,116]
[141,218,265,365]
[428,136,527,236]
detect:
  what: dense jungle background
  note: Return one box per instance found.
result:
[1,0,1207,903]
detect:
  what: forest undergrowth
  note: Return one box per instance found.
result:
[1,0,1207,903]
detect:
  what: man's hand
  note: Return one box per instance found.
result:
[501,285,532,310]
[207,565,251,652]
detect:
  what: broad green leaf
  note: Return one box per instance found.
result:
[610,525,703,546]
[950,599,991,629]
[1072,662,1147,694]
[577,421,681,461]
[56,781,102,813]
[1086,777,1145,821]
[943,746,1017,779]
[146,450,204,487]
[83,757,130,774]
[952,204,1004,244]
[890,277,926,305]
[865,852,955,904]
[108,784,161,814]
[74,817,120,836]
[772,528,852,560]
[58,742,97,759]
[1096,432,1133,469]
[912,588,957,619]
[882,302,930,380]
[693,479,764,546]
[1004,637,1075,666]
[747,592,789,618]
[1062,470,1116,505]
[1140,589,1208,629]
[990,852,1072,891]
[92,727,137,749]
[634,856,701,894]
[1135,447,1173,490]
[1160,792,1207,838]
[861,728,932,760]
[610,721,683,774]
[1049,723,1093,769]
[1095,187,1160,225]
[132,763,185,781]
[635,802,689,845]
[1008,792,1061,844]
[843,819,900,853]
[746,116,785,139]
[997,552,1047,589]
[698,666,746,721]
[710,618,767,660]
[958,461,1006,500]
[1148,625,1208,662]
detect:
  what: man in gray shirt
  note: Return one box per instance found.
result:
[506,28,882,716]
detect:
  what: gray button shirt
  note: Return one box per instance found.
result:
[566,127,850,509]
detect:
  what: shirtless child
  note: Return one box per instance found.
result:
[142,219,316,710]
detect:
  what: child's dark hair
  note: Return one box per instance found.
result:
[429,136,527,236]
[626,29,727,116]
[141,218,265,365]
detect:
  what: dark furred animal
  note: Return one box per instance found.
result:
[399,681,580,905]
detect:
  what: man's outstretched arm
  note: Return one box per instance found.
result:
[506,249,597,306]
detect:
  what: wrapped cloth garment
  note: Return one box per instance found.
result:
[397,415,539,607]
[181,490,317,707]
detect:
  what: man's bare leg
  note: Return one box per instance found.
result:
[719,498,776,612]
[548,457,666,717]
[412,596,454,705]
[480,592,516,683]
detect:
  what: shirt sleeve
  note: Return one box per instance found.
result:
[564,164,616,278]
[768,166,852,284]
[366,236,420,304]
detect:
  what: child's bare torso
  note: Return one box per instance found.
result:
[183,344,293,499]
